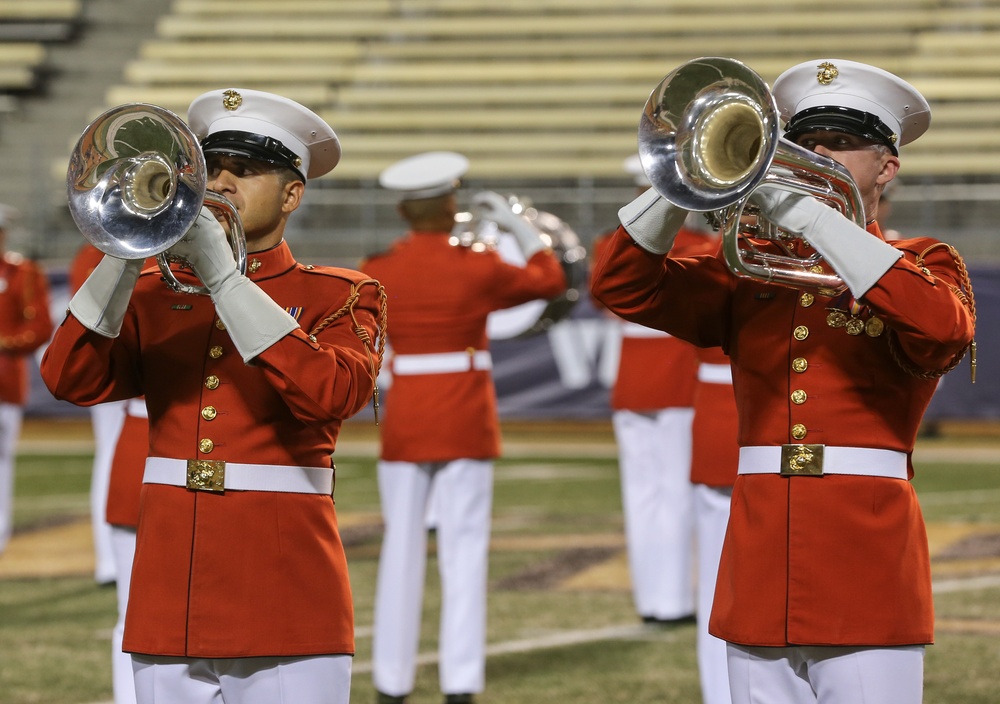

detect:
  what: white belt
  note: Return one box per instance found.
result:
[738,445,909,479]
[143,456,334,494]
[126,397,148,418]
[697,363,732,384]
[392,350,492,375]
[620,321,673,339]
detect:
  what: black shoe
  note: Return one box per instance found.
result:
[641,613,697,627]
[444,695,476,704]
[376,692,408,704]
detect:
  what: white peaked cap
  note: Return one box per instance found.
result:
[773,59,931,154]
[378,151,470,200]
[188,88,341,180]
[622,154,651,188]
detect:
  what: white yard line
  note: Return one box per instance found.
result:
[350,623,673,674]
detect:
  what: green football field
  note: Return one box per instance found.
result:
[2,419,999,704]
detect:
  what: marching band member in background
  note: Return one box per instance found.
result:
[361,151,566,704]
[589,156,704,627]
[591,59,975,703]
[104,397,148,704]
[42,89,385,704]
[0,206,53,555]
[690,343,738,704]
[69,242,128,586]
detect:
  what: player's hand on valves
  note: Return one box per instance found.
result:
[472,191,547,257]
[167,206,238,292]
[749,186,827,236]
[471,191,526,232]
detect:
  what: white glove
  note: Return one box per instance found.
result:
[169,207,298,362]
[617,188,689,255]
[68,255,144,337]
[166,207,238,292]
[750,186,902,298]
[472,191,547,258]
[212,277,299,363]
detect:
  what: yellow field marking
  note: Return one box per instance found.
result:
[0,518,93,579]
[935,617,1000,635]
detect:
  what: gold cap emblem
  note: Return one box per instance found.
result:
[817,62,839,85]
[222,89,243,111]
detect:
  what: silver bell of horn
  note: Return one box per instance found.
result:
[66,103,246,295]
[638,56,866,295]
[451,195,587,338]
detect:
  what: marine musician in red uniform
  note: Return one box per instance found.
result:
[42,89,385,704]
[0,207,53,554]
[690,343,739,704]
[591,59,976,703]
[361,151,566,704]
[592,158,717,626]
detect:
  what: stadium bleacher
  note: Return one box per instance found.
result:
[0,0,79,99]
[0,0,989,269]
[85,0,1000,182]
[0,0,994,425]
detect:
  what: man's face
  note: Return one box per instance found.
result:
[205,154,302,249]
[791,129,899,221]
[792,130,897,195]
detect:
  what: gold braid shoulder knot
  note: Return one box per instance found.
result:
[308,279,388,423]
[886,243,977,383]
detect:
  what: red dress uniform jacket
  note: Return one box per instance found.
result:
[591,223,974,647]
[41,242,382,658]
[0,252,53,405]
[361,231,565,462]
[691,346,738,488]
[592,227,717,411]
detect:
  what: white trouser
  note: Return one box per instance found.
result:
[727,644,925,704]
[694,484,733,704]
[111,525,138,704]
[89,400,127,583]
[612,408,695,619]
[131,653,352,704]
[372,459,493,697]
[0,402,23,554]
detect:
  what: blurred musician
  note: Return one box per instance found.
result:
[361,151,566,704]
[101,396,148,704]
[590,156,710,627]
[690,343,738,704]
[0,206,53,554]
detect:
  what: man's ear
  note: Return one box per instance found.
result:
[877,153,900,187]
[282,179,304,214]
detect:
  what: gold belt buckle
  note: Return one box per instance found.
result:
[186,459,226,492]
[780,444,824,476]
